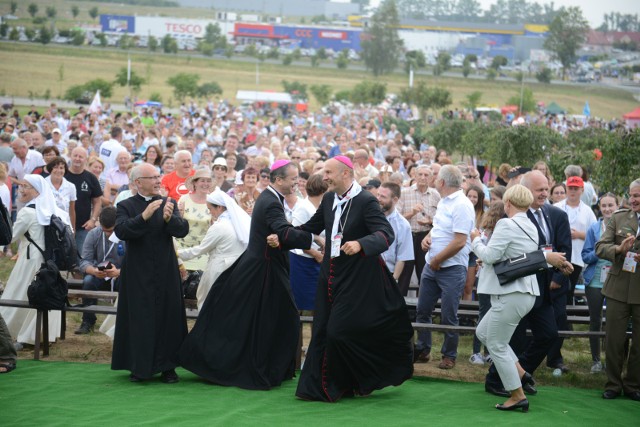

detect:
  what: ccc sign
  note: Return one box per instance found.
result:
[294,29,312,38]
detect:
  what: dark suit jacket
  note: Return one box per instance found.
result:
[526,204,572,305]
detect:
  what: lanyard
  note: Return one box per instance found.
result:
[102,232,116,263]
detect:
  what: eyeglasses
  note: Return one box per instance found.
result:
[137,175,161,181]
[260,174,269,179]
[213,166,227,171]
[291,156,301,160]
[18,184,34,190]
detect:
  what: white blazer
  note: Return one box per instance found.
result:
[472,212,541,296]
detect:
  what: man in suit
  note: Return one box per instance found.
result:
[485,170,573,397]
[595,178,640,401]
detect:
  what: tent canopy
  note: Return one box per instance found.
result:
[236,90,295,104]
[545,101,566,115]
[501,105,518,114]
[623,107,640,119]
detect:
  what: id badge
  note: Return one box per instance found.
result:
[331,233,342,258]
[600,265,610,283]
[541,244,553,254]
[623,252,637,273]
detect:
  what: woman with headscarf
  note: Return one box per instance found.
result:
[177,189,251,310]
[0,174,71,348]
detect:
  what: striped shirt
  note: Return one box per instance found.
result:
[397,184,441,233]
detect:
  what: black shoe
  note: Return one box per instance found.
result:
[496,398,529,413]
[521,372,535,387]
[161,369,179,384]
[625,391,640,401]
[523,383,538,395]
[485,383,510,398]
[129,373,144,383]
[602,390,620,399]
[74,322,94,335]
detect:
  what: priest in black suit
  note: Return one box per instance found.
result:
[294,156,414,402]
[178,160,315,390]
[485,170,573,396]
[112,163,189,383]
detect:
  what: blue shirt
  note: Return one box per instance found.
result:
[381,209,414,273]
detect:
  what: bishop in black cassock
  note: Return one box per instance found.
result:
[111,164,189,382]
[295,157,414,402]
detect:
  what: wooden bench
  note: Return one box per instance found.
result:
[0,298,622,361]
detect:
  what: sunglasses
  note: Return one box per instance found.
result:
[260,174,269,179]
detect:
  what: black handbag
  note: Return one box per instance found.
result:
[493,219,548,286]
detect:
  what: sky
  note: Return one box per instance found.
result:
[361,0,639,28]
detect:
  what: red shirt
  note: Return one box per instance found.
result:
[161,170,194,201]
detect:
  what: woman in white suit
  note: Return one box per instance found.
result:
[471,185,568,413]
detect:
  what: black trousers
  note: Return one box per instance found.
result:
[397,230,429,296]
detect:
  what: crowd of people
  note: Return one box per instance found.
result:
[0,99,638,408]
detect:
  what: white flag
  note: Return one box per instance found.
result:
[88,90,102,114]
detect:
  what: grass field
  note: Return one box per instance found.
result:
[1,41,638,117]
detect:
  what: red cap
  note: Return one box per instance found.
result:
[566,176,584,188]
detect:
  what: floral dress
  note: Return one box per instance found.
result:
[174,195,211,271]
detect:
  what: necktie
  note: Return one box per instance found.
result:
[535,209,549,244]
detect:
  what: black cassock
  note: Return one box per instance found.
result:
[178,188,312,389]
[296,189,414,402]
[111,194,189,379]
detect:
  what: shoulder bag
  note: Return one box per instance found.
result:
[493,219,548,286]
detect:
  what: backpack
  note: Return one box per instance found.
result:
[0,198,11,245]
[27,259,68,310]
[182,270,202,300]
[26,214,78,271]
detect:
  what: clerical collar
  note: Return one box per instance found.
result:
[137,193,160,202]
[339,183,354,200]
[266,185,285,205]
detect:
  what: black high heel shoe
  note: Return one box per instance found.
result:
[496,399,529,413]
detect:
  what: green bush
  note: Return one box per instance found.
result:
[334,90,351,102]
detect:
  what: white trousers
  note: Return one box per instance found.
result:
[476,292,536,391]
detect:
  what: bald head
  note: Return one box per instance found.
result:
[132,163,161,197]
[520,171,549,209]
[11,138,28,159]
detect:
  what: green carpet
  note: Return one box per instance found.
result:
[0,361,637,426]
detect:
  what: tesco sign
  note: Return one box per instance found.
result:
[165,22,203,35]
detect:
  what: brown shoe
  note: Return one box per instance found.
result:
[413,346,431,363]
[438,356,456,369]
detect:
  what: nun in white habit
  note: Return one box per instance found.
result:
[0,174,71,345]
[178,189,251,311]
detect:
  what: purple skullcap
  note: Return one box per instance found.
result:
[334,155,353,169]
[271,159,291,172]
